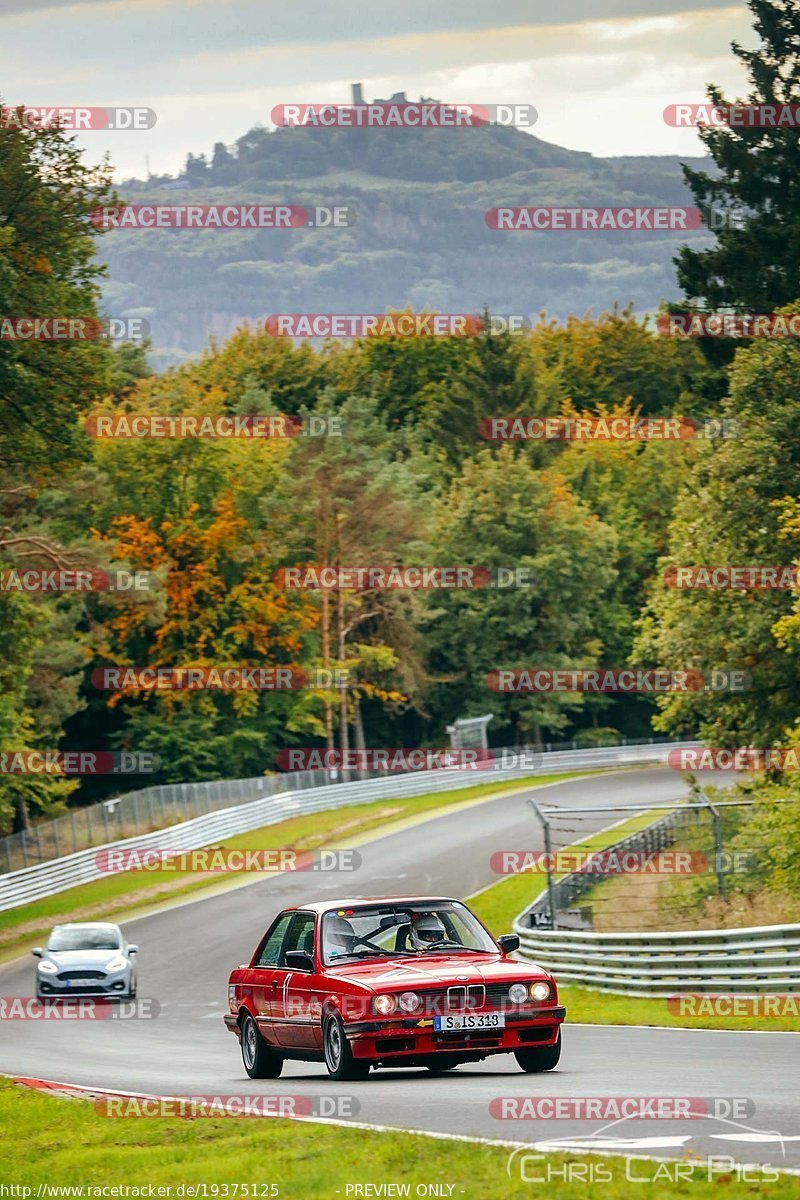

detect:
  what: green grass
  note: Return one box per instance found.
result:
[0,771,591,962]
[0,1078,792,1196]
[561,984,800,1032]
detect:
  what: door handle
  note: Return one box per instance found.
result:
[271,980,279,988]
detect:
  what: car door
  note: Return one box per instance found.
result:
[245,911,294,1044]
[273,911,319,1049]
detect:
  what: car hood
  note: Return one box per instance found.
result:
[325,953,551,991]
[42,950,126,969]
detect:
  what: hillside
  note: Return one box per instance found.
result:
[106,117,713,367]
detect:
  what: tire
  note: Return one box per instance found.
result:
[323,1012,370,1081]
[240,1012,283,1079]
[514,1032,561,1073]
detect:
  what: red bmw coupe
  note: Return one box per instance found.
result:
[225,895,565,1080]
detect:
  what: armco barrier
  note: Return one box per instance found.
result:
[513,921,800,995]
[0,740,691,912]
[0,736,685,873]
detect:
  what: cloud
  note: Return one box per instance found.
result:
[0,0,743,48]
[0,2,752,177]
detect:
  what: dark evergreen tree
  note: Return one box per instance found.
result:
[676,0,800,311]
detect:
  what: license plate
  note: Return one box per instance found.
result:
[433,1012,505,1032]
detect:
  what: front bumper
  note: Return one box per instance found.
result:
[345,1005,566,1061]
[37,969,133,996]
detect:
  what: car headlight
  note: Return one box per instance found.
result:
[398,991,421,1013]
[105,956,128,972]
[530,981,553,1002]
[37,961,57,974]
[509,982,529,1005]
[373,993,398,1016]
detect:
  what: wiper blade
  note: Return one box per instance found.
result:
[427,941,485,951]
[328,950,390,962]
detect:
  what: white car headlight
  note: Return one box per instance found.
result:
[509,982,529,1004]
[105,956,128,972]
[37,961,58,974]
[373,994,398,1016]
[530,981,553,1002]
[398,991,421,1013]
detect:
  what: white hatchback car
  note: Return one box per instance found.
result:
[33,922,138,999]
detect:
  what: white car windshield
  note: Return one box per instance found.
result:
[321,902,497,964]
[48,928,121,951]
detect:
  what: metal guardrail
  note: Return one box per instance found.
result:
[514,922,800,995]
[0,734,684,874]
[514,813,800,995]
[0,740,688,912]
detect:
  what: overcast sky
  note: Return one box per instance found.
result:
[1,0,753,179]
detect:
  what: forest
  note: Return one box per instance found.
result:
[4,0,800,843]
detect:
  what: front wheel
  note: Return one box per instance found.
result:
[240,1013,283,1079]
[323,1013,370,1081]
[514,1032,561,1073]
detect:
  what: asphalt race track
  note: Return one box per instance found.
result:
[1,768,798,1173]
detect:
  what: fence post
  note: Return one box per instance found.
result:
[701,791,726,900]
[528,799,558,930]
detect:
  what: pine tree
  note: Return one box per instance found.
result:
[676,0,800,311]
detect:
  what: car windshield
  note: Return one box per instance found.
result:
[47,927,121,952]
[321,902,497,965]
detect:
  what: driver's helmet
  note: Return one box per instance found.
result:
[324,914,356,956]
[409,911,446,951]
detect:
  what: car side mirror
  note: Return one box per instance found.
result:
[284,950,314,972]
[127,945,139,954]
[32,947,43,958]
[497,934,520,954]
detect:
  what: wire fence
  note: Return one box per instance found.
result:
[0,734,681,874]
[523,793,788,933]
[0,740,694,910]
